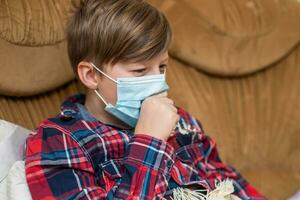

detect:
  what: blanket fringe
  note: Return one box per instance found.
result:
[164,179,241,200]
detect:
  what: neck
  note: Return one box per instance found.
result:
[84,90,132,130]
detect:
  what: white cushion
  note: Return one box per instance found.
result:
[0,161,32,200]
[289,190,300,200]
[0,120,30,181]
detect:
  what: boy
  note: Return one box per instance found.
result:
[25,0,266,199]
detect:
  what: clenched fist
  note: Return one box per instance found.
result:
[134,92,179,141]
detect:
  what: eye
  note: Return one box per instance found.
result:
[159,64,167,73]
[132,68,146,73]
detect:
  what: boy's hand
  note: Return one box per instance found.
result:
[134,92,179,141]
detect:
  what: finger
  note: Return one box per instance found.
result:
[164,103,178,113]
[175,114,180,123]
[159,98,174,105]
[172,105,178,114]
[154,91,168,97]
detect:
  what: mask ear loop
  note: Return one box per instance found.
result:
[90,62,117,106]
[94,89,108,106]
[90,63,118,83]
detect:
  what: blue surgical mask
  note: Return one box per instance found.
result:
[91,63,169,127]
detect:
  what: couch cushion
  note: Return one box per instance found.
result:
[288,190,300,200]
[0,161,32,200]
[149,0,300,76]
[241,166,300,200]
[0,0,75,96]
[0,120,30,181]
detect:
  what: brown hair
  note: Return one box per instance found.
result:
[66,0,172,73]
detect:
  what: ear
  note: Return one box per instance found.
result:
[77,61,99,90]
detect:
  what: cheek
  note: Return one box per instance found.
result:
[98,79,117,105]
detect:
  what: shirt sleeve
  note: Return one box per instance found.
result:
[171,107,266,200]
[25,121,175,200]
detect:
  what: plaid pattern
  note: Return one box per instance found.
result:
[25,93,266,200]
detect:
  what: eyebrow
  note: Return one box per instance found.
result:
[128,56,169,69]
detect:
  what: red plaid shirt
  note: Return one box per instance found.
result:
[25,93,266,199]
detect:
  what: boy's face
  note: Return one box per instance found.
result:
[80,51,169,106]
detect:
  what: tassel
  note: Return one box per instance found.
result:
[164,179,241,200]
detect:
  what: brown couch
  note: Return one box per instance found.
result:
[1,0,299,199]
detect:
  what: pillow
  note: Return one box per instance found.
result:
[0,120,31,181]
[288,190,300,200]
[0,161,32,200]
[0,1,75,97]
[149,0,300,76]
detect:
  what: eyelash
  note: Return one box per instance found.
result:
[159,64,167,72]
[133,68,146,73]
[133,65,167,73]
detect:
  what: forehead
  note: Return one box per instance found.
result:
[105,51,169,73]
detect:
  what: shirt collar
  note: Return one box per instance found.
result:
[60,93,97,122]
[59,93,134,131]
